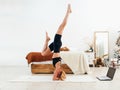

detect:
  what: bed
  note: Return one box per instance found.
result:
[26,51,90,74]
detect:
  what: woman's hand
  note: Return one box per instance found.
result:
[53,61,62,80]
[53,61,66,80]
[53,67,62,80]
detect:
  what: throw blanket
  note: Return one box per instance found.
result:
[26,52,53,64]
[60,51,90,74]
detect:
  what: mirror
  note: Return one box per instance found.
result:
[94,31,109,59]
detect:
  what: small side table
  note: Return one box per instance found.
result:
[85,52,94,67]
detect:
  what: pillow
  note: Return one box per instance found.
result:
[60,46,70,51]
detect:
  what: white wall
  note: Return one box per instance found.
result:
[0,0,120,65]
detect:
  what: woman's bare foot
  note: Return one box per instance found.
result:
[46,32,50,41]
[67,4,72,14]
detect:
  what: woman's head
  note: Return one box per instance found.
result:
[57,70,66,80]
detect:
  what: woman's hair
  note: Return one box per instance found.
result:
[57,70,66,80]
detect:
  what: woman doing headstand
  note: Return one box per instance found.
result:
[41,4,72,80]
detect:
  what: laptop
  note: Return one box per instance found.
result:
[96,67,116,81]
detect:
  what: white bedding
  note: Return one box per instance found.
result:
[32,60,65,64]
[60,51,90,74]
[32,61,52,64]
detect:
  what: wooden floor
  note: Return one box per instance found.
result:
[0,66,120,90]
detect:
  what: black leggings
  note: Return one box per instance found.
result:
[48,34,62,67]
[49,34,62,53]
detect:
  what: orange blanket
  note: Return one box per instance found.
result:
[25,47,69,64]
[26,52,53,64]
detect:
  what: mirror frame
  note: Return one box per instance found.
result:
[94,31,109,59]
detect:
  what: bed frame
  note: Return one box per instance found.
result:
[31,64,73,74]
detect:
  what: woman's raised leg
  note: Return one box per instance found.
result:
[52,4,72,58]
[56,4,72,35]
[41,32,52,56]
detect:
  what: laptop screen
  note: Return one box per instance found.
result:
[107,67,116,79]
